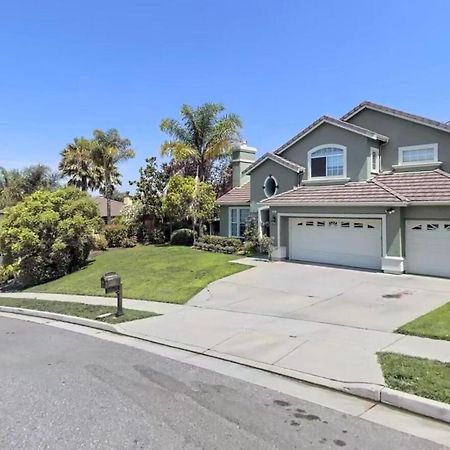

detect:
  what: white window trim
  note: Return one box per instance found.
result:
[398,143,438,166]
[263,175,279,198]
[307,144,347,180]
[370,147,380,174]
[228,206,250,238]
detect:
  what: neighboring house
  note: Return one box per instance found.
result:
[94,196,126,223]
[217,101,450,278]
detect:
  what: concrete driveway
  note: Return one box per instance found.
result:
[189,259,450,332]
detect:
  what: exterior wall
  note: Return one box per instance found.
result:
[219,206,229,237]
[249,159,300,208]
[269,206,402,259]
[347,109,450,172]
[280,123,376,181]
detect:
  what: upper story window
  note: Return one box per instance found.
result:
[371,147,380,174]
[398,143,438,165]
[308,144,346,179]
[263,175,278,198]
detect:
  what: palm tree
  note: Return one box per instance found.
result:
[59,137,100,191]
[160,103,242,182]
[92,129,135,224]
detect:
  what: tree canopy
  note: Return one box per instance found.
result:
[160,103,242,181]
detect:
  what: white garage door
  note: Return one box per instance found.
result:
[406,220,450,278]
[289,218,382,270]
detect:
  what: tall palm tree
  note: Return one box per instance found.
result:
[92,129,135,224]
[160,103,242,182]
[59,137,100,191]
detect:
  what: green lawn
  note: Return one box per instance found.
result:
[396,302,450,341]
[0,297,157,324]
[28,245,249,304]
[378,352,450,404]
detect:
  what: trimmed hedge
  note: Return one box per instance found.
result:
[194,235,243,254]
[170,228,195,246]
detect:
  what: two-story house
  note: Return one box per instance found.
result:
[217,101,450,278]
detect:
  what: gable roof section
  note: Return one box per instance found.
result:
[217,182,250,205]
[274,115,389,156]
[261,180,406,206]
[342,101,450,134]
[243,152,304,175]
[94,196,125,217]
[374,170,450,203]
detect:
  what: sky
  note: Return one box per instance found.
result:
[1,0,450,190]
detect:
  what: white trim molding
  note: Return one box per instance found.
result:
[263,175,279,198]
[398,143,438,166]
[382,256,405,275]
[307,144,347,180]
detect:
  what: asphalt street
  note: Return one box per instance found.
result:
[0,316,446,450]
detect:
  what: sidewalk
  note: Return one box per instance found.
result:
[2,291,449,387]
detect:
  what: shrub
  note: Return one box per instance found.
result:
[0,264,18,285]
[170,228,195,246]
[104,224,128,248]
[120,236,137,248]
[193,235,243,254]
[92,234,108,251]
[0,188,101,286]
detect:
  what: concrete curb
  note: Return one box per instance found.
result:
[2,306,449,424]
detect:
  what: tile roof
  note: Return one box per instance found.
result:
[217,182,250,205]
[374,170,450,203]
[261,181,406,206]
[243,152,305,175]
[274,115,389,155]
[342,101,450,134]
[94,196,125,217]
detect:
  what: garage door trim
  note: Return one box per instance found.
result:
[277,213,388,258]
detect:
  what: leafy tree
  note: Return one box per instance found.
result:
[59,137,100,191]
[160,103,242,181]
[0,165,59,209]
[92,129,135,224]
[162,175,217,236]
[0,188,101,286]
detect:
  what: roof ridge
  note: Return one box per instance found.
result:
[371,177,409,202]
[342,101,450,133]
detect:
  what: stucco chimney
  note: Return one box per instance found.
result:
[231,142,257,188]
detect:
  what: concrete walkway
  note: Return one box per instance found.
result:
[2,288,449,387]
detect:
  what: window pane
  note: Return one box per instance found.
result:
[231,223,238,236]
[402,147,435,163]
[311,157,326,177]
[326,154,343,176]
[239,208,249,225]
[231,208,237,222]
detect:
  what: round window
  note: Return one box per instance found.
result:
[264,175,278,198]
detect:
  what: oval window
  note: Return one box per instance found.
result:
[264,175,278,197]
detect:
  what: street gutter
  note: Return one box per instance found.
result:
[1,305,449,425]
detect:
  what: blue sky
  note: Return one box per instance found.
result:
[1,0,449,190]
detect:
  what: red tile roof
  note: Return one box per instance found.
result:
[261,181,405,206]
[375,170,450,202]
[217,183,250,205]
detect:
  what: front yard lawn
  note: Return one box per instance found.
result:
[378,352,450,404]
[396,302,450,341]
[28,245,249,304]
[0,297,157,324]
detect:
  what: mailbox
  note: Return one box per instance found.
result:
[100,272,124,317]
[101,272,121,293]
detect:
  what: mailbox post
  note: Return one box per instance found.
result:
[100,272,123,316]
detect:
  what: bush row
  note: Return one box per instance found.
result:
[193,241,237,254]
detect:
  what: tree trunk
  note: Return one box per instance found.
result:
[106,170,112,225]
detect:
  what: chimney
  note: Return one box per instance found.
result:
[231,142,257,188]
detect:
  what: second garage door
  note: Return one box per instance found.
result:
[289,217,382,270]
[405,220,450,278]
